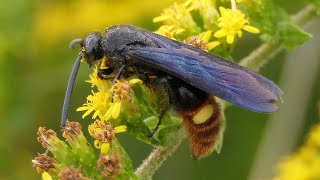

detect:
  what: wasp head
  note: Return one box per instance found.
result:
[70,32,104,66]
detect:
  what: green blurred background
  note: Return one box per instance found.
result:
[1,0,319,179]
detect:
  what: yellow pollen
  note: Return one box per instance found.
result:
[192,104,214,124]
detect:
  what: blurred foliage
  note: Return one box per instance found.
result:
[273,122,320,180]
[0,0,319,180]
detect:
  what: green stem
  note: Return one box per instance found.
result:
[134,4,318,180]
[135,128,185,180]
[291,4,319,26]
[239,43,282,71]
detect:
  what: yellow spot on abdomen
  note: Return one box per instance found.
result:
[192,105,214,124]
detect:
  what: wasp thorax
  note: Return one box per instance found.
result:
[82,32,104,65]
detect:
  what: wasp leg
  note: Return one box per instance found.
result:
[110,64,127,103]
[148,78,172,137]
[97,70,115,80]
[133,66,153,85]
[148,101,170,137]
[114,65,126,80]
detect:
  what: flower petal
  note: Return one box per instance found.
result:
[82,108,94,119]
[237,30,243,38]
[104,105,113,120]
[153,15,170,23]
[200,30,212,42]
[111,102,121,119]
[219,7,226,16]
[42,172,52,180]
[214,29,227,38]
[76,106,90,111]
[101,143,110,154]
[207,41,221,50]
[226,34,235,44]
[243,25,260,33]
[92,109,100,119]
[175,28,186,35]
[114,125,127,133]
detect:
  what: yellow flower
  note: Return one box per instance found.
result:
[32,153,58,174]
[88,120,127,154]
[153,0,199,38]
[104,79,142,120]
[273,123,320,180]
[86,67,112,92]
[114,125,127,133]
[42,172,52,180]
[153,1,194,24]
[306,124,320,147]
[214,7,260,44]
[185,31,221,51]
[104,101,122,120]
[100,143,110,154]
[154,25,185,39]
[77,90,112,120]
[77,66,142,120]
[189,0,219,30]
[199,30,221,50]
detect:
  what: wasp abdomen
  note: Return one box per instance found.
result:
[179,96,221,159]
[165,76,222,159]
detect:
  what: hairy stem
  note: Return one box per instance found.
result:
[135,128,185,180]
[239,43,282,71]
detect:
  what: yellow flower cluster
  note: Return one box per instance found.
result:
[76,65,141,153]
[153,0,260,49]
[88,119,127,154]
[77,67,141,120]
[153,0,197,38]
[214,7,260,44]
[273,123,320,180]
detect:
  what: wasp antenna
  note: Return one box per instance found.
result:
[69,38,83,49]
[61,52,82,127]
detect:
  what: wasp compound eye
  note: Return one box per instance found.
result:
[83,32,104,64]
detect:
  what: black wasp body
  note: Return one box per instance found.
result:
[100,25,207,112]
[63,25,282,158]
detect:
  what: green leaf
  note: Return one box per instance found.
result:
[143,112,183,146]
[278,22,311,49]
[68,132,100,178]
[157,123,183,146]
[110,140,139,180]
[243,0,311,48]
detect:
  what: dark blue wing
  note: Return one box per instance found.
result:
[126,34,283,113]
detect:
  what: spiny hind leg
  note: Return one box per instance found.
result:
[148,78,172,137]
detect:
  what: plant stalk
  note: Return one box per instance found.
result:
[135,128,185,180]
